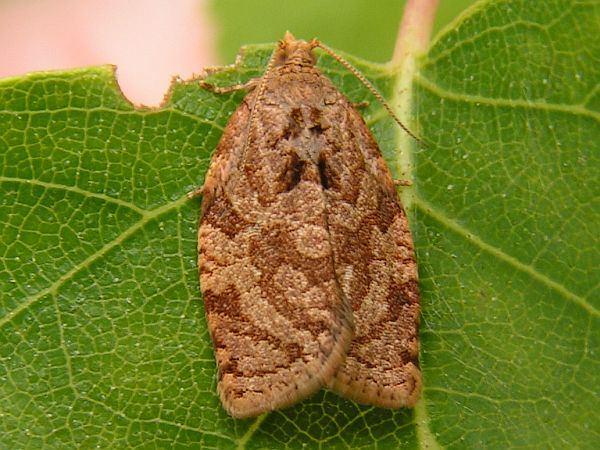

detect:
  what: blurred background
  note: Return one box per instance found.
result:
[0,0,477,105]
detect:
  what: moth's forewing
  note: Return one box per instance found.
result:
[199,67,353,419]
[323,105,421,407]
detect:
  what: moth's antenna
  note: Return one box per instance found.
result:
[316,42,425,147]
[242,46,279,154]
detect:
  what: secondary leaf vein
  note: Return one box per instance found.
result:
[414,196,597,316]
[0,176,147,215]
[415,73,600,121]
[0,195,190,330]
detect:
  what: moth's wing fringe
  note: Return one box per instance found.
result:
[222,295,354,419]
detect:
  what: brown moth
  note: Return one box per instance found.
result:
[197,32,421,418]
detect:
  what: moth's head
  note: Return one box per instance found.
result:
[273,31,318,67]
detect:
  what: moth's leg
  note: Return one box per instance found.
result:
[199,77,260,94]
[187,185,204,199]
[352,101,370,109]
[394,179,412,187]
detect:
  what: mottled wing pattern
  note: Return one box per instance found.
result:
[199,86,354,419]
[317,90,421,407]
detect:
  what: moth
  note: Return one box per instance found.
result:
[196,32,421,418]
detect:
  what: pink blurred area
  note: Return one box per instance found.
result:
[0,0,218,106]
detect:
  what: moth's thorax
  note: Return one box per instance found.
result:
[263,65,339,112]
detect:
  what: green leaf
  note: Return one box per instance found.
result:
[413,0,599,447]
[1,0,598,448]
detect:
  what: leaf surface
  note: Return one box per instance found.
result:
[0,0,598,448]
[413,1,599,448]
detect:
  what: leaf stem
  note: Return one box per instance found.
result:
[393,0,439,64]
[391,5,440,448]
[391,0,438,210]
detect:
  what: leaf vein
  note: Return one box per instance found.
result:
[0,195,190,330]
[236,413,269,450]
[415,73,600,121]
[0,176,147,215]
[426,386,553,405]
[79,394,236,443]
[414,196,597,316]
[414,396,443,450]
[0,107,225,131]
